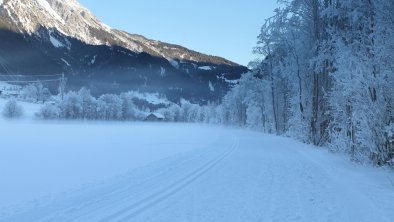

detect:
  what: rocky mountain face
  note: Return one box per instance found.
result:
[0,0,247,103]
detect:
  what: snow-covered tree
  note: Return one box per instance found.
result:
[21,82,51,103]
[98,94,123,120]
[36,103,60,119]
[61,91,82,119]
[78,88,97,120]
[120,93,139,120]
[2,99,23,119]
[217,0,394,165]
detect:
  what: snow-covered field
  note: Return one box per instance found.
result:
[0,119,393,222]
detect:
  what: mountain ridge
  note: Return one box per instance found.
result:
[0,0,247,103]
[0,0,239,67]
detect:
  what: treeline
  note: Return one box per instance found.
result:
[216,0,394,166]
[36,88,150,121]
[34,88,213,122]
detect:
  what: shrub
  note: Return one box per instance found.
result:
[2,99,24,119]
[36,103,60,119]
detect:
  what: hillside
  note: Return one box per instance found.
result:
[0,0,248,103]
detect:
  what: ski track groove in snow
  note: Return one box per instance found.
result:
[14,136,238,222]
[38,150,208,221]
[101,137,238,222]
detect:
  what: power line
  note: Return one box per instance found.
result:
[0,74,63,77]
[0,79,62,83]
[0,56,15,80]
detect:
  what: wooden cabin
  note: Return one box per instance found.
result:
[145,113,165,122]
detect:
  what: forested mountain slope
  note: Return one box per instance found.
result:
[0,0,247,103]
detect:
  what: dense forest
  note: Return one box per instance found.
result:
[218,0,394,166]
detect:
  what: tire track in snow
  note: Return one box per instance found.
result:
[99,137,239,222]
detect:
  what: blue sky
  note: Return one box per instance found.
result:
[78,0,278,66]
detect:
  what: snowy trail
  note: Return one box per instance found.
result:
[99,138,238,222]
[0,124,394,222]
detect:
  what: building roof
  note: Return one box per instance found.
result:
[153,113,165,119]
[147,112,165,119]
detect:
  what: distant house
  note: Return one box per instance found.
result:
[145,113,165,122]
[1,87,21,98]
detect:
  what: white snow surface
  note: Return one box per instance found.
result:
[0,82,14,89]
[0,119,393,221]
[198,66,213,71]
[160,67,166,77]
[60,58,71,67]
[169,59,179,69]
[90,55,97,65]
[49,34,64,48]
[127,91,170,105]
[36,0,65,24]
[218,75,239,85]
[208,80,215,92]
[152,112,165,119]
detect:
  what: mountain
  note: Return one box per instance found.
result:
[0,0,247,103]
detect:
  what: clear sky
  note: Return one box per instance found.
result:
[78,0,278,66]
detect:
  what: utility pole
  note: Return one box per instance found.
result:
[59,73,66,101]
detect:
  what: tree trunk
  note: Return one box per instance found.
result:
[268,49,279,134]
[311,0,321,145]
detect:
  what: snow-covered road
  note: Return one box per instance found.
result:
[0,123,393,222]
